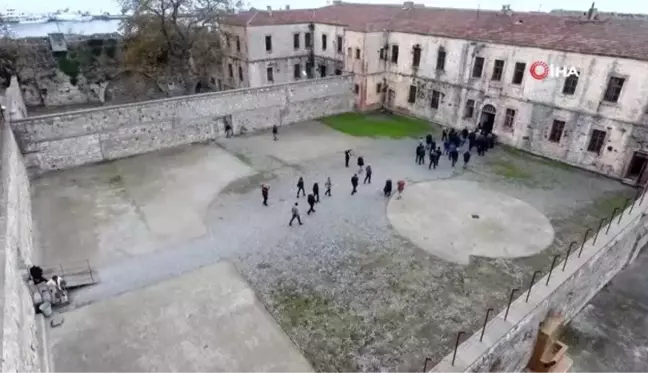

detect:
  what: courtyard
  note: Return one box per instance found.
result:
[32,113,635,372]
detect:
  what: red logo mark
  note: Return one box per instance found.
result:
[529,61,549,80]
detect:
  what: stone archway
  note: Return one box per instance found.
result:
[103,70,166,104]
[480,104,497,134]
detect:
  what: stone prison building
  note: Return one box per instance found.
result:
[221,1,648,183]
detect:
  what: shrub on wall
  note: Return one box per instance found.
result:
[55,54,80,85]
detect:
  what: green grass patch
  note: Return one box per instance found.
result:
[500,145,575,171]
[491,160,533,181]
[591,190,637,217]
[321,112,435,138]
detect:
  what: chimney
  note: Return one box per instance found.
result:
[266,5,272,15]
[285,4,290,9]
[403,1,414,9]
[587,2,596,20]
[501,4,513,16]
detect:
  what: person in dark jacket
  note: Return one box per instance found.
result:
[425,133,433,150]
[441,129,448,142]
[463,151,471,168]
[383,179,393,197]
[468,131,476,151]
[307,194,316,214]
[344,149,352,167]
[296,177,305,198]
[272,124,278,141]
[364,165,373,184]
[261,184,269,206]
[313,182,320,203]
[416,144,425,165]
[357,156,365,174]
[450,148,459,167]
[429,148,437,170]
[351,174,359,195]
[435,147,442,168]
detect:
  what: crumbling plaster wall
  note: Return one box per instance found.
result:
[383,31,648,179]
[11,75,353,174]
[0,78,43,372]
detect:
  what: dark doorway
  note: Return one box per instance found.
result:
[387,89,395,107]
[480,104,496,134]
[319,64,327,78]
[626,152,648,184]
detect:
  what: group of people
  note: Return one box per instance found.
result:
[284,150,406,226]
[415,126,496,170]
[255,123,496,227]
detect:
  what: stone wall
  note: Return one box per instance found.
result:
[431,193,648,372]
[0,79,43,372]
[11,75,354,174]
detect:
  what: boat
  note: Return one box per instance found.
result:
[1,9,21,23]
[52,11,93,22]
[18,15,49,24]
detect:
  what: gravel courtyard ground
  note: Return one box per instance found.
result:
[31,114,635,372]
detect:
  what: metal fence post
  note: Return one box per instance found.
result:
[451,331,466,366]
[607,208,619,234]
[546,255,560,285]
[423,358,432,373]
[504,288,519,321]
[593,218,606,245]
[563,241,577,271]
[479,308,494,342]
[526,271,542,302]
[618,198,631,224]
[579,228,592,258]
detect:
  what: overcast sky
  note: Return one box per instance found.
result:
[3,0,647,15]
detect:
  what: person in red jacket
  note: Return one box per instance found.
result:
[397,180,406,199]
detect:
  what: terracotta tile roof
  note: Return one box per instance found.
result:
[222,3,648,61]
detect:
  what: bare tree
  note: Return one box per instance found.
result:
[119,0,241,93]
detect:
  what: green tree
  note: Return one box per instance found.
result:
[119,0,241,93]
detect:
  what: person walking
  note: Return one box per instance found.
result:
[441,129,448,142]
[296,177,306,198]
[443,139,450,155]
[289,203,303,226]
[344,149,352,168]
[364,165,372,184]
[416,143,425,165]
[397,180,406,199]
[225,122,233,138]
[383,179,393,197]
[425,133,433,150]
[448,142,457,160]
[351,174,359,195]
[325,177,332,197]
[435,147,442,168]
[451,149,459,168]
[272,124,278,141]
[463,150,471,168]
[307,194,316,214]
[428,148,437,170]
[261,184,270,206]
[357,156,365,174]
[313,182,320,203]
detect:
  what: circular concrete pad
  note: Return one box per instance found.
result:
[387,180,554,265]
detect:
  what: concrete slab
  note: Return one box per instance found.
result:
[387,180,555,264]
[48,262,313,372]
[31,143,254,267]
